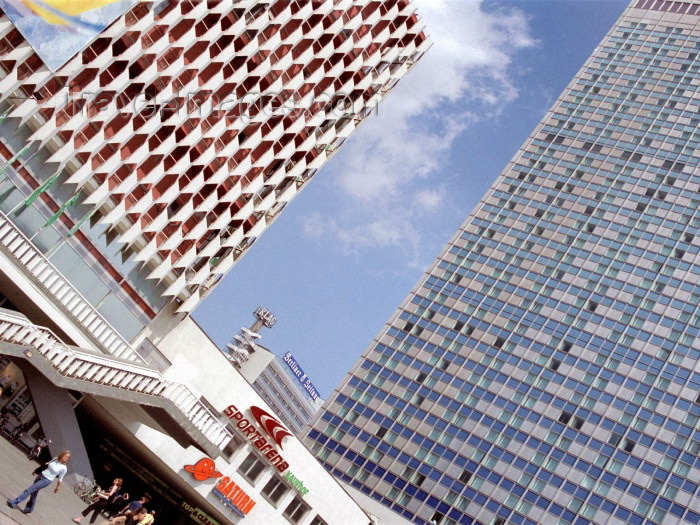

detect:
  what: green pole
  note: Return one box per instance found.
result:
[43,192,80,227]
[24,172,60,206]
[0,144,31,177]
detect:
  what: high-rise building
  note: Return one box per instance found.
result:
[0,1,428,523]
[307,2,700,525]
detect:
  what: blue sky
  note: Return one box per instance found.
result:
[194,0,629,398]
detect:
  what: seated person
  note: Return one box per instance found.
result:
[109,507,147,525]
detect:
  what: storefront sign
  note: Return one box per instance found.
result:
[250,406,292,448]
[212,476,256,518]
[181,501,221,525]
[284,471,309,496]
[182,459,256,520]
[184,458,222,481]
[282,352,320,402]
[224,405,290,472]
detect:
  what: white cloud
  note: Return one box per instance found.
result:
[413,187,447,211]
[310,0,535,266]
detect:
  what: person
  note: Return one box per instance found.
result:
[109,507,147,525]
[116,495,149,517]
[0,407,9,431]
[138,510,155,525]
[9,421,28,443]
[2,381,17,398]
[6,450,70,514]
[72,477,123,524]
[105,491,129,518]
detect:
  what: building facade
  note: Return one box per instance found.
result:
[306,2,700,525]
[0,1,428,524]
[227,315,324,435]
[0,0,429,335]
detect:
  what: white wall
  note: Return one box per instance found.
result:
[135,314,370,525]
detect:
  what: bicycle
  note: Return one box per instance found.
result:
[73,478,102,503]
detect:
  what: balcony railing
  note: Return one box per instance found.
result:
[0,310,232,454]
[0,209,144,362]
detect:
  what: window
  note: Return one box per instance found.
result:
[458,470,472,483]
[283,495,310,524]
[222,432,244,460]
[309,515,328,525]
[237,452,266,484]
[261,475,288,505]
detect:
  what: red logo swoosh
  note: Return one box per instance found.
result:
[250,406,292,449]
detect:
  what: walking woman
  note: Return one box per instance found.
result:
[73,477,123,524]
[6,450,70,514]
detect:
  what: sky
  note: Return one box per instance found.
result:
[194,0,630,399]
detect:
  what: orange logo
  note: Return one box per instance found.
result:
[184,458,222,481]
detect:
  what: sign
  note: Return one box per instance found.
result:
[182,460,255,520]
[181,501,221,525]
[212,477,256,518]
[254,306,276,328]
[0,0,139,72]
[282,352,320,402]
[184,458,222,481]
[284,471,309,496]
[224,405,290,472]
[249,406,292,449]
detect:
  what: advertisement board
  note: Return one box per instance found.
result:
[282,352,320,402]
[0,0,139,72]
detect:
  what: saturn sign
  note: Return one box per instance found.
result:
[184,458,223,481]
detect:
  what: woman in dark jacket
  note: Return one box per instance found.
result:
[72,477,123,524]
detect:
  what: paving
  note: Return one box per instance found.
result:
[0,436,110,525]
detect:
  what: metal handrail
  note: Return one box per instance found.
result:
[0,310,233,448]
[0,209,145,363]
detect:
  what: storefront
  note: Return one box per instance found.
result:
[0,305,371,525]
[0,356,41,452]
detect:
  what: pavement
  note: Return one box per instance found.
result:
[0,436,108,525]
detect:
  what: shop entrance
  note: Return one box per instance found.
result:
[74,397,232,525]
[0,355,47,458]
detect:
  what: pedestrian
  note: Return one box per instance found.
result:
[115,495,149,517]
[105,491,129,518]
[0,407,9,431]
[138,510,156,525]
[6,450,70,514]
[2,381,17,398]
[72,477,123,524]
[109,507,147,525]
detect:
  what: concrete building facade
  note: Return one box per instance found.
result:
[306,2,700,525]
[0,1,429,523]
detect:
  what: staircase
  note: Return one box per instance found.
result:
[0,310,233,458]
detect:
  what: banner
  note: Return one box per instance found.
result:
[0,0,140,72]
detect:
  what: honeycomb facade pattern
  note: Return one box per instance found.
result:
[0,0,429,314]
